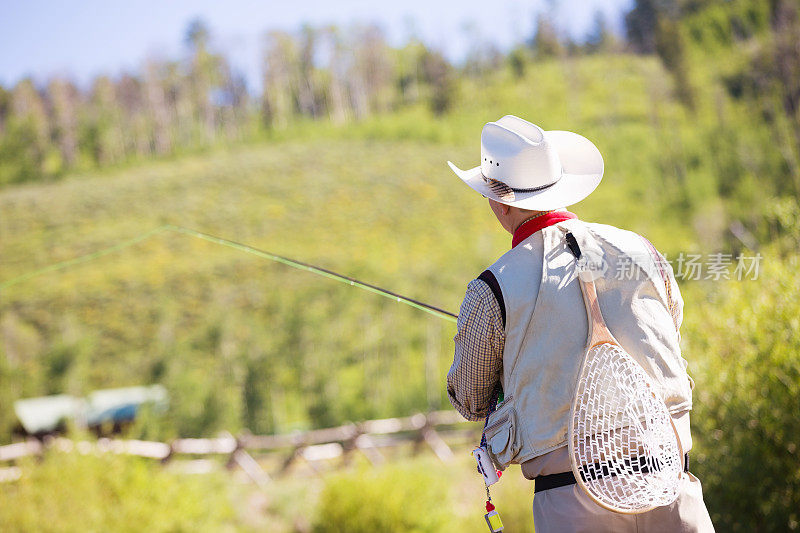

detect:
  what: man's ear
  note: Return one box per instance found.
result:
[501,204,512,216]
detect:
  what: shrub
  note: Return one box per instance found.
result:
[312,458,535,533]
[312,463,450,533]
[684,251,800,531]
[0,449,235,532]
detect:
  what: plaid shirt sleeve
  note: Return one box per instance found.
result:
[446,278,505,422]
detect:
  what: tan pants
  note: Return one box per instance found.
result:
[532,472,715,532]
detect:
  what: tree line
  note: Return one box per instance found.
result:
[0,9,621,187]
[0,18,462,186]
[0,0,798,189]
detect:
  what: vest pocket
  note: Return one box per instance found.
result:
[484,397,520,470]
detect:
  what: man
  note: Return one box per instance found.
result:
[445,115,714,532]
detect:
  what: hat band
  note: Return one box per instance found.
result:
[482,173,562,194]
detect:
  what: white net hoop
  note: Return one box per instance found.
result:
[569,342,683,513]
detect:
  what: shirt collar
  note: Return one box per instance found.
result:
[511,211,578,248]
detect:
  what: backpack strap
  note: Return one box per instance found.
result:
[477,269,506,329]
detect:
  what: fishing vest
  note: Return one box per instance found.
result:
[483,218,694,468]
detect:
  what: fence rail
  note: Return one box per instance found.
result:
[0,410,474,485]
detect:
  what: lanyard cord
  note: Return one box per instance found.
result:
[479,384,503,503]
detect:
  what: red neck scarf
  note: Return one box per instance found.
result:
[511,211,577,248]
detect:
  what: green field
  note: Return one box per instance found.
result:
[1,56,704,436]
[1,51,799,531]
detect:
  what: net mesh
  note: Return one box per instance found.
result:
[570,342,682,513]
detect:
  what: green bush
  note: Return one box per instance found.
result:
[313,463,450,533]
[0,449,235,532]
[311,458,535,533]
[685,252,800,531]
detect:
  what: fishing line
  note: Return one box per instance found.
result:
[1,224,458,323]
[0,225,171,290]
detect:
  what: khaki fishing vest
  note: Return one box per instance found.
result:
[483,218,694,468]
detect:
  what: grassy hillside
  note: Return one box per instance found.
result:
[1,55,704,437]
[1,52,798,530]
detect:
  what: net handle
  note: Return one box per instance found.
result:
[565,230,616,348]
[577,275,618,348]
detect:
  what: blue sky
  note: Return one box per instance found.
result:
[0,0,632,91]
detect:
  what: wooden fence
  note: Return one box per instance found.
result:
[0,410,476,486]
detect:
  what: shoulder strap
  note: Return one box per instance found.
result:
[476,270,506,450]
[478,269,506,329]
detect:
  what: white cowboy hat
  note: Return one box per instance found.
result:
[447,115,604,210]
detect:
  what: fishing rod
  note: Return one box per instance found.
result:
[167,225,458,322]
[1,224,459,323]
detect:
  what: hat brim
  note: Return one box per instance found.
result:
[447,130,603,211]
